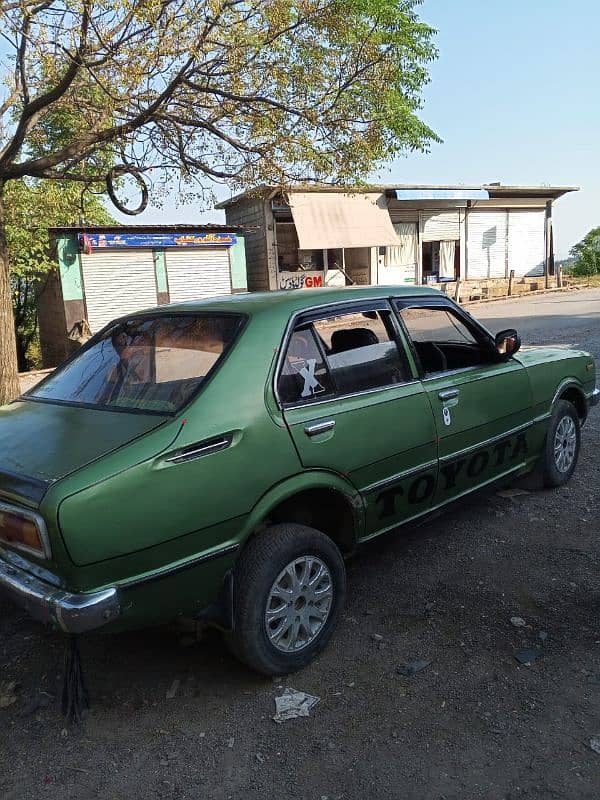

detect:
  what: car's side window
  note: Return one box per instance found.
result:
[399,305,492,375]
[278,308,412,406]
[313,309,410,395]
[278,327,334,405]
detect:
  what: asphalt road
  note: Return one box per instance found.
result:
[468,289,600,347]
[2,288,600,800]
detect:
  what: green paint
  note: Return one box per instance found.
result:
[229,236,247,290]
[153,250,168,294]
[56,234,83,301]
[0,286,594,638]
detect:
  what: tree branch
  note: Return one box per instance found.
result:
[7,50,196,179]
[156,112,265,155]
[16,9,33,104]
[0,3,90,169]
[183,80,308,119]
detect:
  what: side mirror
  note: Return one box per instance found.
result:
[495,329,521,358]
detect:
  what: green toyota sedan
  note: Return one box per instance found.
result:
[0,286,597,674]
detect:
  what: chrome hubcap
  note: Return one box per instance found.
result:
[265,556,333,652]
[553,415,577,473]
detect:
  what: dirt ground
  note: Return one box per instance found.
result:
[2,290,600,800]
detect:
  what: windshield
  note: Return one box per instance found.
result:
[28,313,244,414]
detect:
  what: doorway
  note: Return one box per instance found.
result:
[421,240,460,283]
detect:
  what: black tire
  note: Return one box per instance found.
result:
[106,167,149,215]
[228,523,346,676]
[542,399,581,488]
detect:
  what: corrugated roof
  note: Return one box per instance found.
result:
[48,223,247,235]
[215,183,579,208]
[482,184,579,199]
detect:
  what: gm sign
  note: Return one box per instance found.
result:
[278,271,324,290]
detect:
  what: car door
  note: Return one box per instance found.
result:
[276,299,438,539]
[394,297,535,506]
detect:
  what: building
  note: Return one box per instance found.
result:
[38,225,247,367]
[216,184,577,292]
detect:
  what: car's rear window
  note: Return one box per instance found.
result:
[28,314,244,414]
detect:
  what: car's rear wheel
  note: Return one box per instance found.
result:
[228,523,346,675]
[542,399,581,488]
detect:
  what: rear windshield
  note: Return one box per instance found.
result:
[28,314,244,414]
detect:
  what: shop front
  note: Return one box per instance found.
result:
[273,191,401,290]
[38,225,247,367]
[218,184,577,294]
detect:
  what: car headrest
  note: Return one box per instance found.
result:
[330,327,379,353]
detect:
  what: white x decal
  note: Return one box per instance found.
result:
[299,358,324,398]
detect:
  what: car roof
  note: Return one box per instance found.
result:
[129,285,443,318]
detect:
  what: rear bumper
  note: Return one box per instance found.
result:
[0,556,120,634]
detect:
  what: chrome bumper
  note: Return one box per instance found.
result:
[0,557,120,634]
[590,388,600,407]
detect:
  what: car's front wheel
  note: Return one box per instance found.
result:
[542,399,581,488]
[228,523,346,675]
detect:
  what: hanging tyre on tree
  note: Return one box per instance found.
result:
[106,167,149,216]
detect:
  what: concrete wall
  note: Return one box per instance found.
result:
[37,268,70,368]
[37,234,86,367]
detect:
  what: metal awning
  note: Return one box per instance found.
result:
[287,192,399,249]
[393,188,489,201]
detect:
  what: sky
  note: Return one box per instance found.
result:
[113,0,599,258]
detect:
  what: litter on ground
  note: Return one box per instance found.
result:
[273,688,320,723]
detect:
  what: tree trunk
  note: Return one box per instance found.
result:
[0,184,21,405]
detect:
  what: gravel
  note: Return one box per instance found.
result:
[2,290,600,800]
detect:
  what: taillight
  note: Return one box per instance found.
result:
[0,504,50,559]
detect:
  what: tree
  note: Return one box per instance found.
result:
[0,0,438,403]
[6,180,115,370]
[569,227,600,277]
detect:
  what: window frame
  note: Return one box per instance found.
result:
[24,310,249,417]
[274,298,416,410]
[393,296,500,380]
[277,323,336,406]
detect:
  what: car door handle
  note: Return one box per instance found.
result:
[438,388,460,401]
[164,433,234,464]
[304,420,336,437]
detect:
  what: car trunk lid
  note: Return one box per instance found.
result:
[0,399,166,505]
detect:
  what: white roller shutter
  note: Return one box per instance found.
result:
[421,211,461,242]
[508,210,545,276]
[165,248,231,303]
[466,210,508,279]
[80,249,158,333]
[381,222,418,285]
[388,208,419,224]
